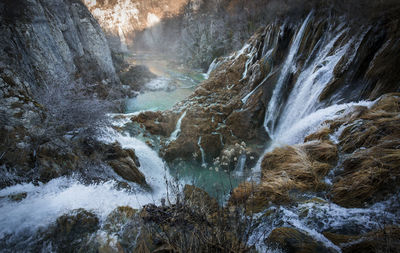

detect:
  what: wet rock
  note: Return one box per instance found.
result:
[36,139,81,183]
[163,138,200,162]
[7,192,27,202]
[131,111,178,137]
[199,134,223,160]
[323,226,400,253]
[266,227,335,253]
[101,206,141,251]
[103,206,138,234]
[119,65,157,92]
[104,142,147,186]
[47,209,100,252]
[183,184,219,214]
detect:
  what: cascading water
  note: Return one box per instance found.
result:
[249,193,400,252]
[263,12,313,138]
[169,111,187,142]
[242,11,400,252]
[0,128,173,246]
[197,136,207,168]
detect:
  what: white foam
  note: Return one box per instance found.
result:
[0,178,146,238]
[263,12,313,137]
[170,111,187,142]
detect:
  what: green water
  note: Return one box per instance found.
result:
[169,160,244,201]
[125,52,206,112]
[126,89,195,112]
[124,52,243,201]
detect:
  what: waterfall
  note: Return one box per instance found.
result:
[0,178,147,239]
[113,133,171,193]
[263,12,313,138]
[169,111,187,142]
[205,58,221,78]
[197,136,207,168]
[234,154,247,177]
[274,28,351,137]
[241,46,258,80]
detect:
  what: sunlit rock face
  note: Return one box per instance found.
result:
[82,0,189,50]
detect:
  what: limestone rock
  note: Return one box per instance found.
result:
[46,209,100,252]
[183,184,219,214]
[104,142,147,186]
[266,227,335,253]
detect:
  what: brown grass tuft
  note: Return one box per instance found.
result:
[230,141,337,212]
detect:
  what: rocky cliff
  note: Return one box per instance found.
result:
[1,0,120,93]
[0,0,144,188]
[82,0,189,51]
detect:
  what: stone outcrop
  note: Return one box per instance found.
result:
[103,142,147,186]
[45,209,100,252]
[83,0,189,51]
[267,227,335,253]
[323,226,400,253]
[0,0,146,188]
[0,0,121,97]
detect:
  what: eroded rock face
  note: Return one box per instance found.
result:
[0,0,121,95]
[83,0,189,49]
[0,0,139,188]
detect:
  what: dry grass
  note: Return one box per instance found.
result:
[327,94,400,207]
[136,185,252,253]
[231,94,400,211]
[304,126,332,142]
[330,140,400,208]
[230,141,337,212]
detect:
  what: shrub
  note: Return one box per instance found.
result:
[32,81,112,142]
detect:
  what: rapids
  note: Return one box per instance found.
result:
[1,11,399,252]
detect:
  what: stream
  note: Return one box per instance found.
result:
[123,52,243,200]
[1,44,399,252]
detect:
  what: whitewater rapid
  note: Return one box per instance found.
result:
[0,128,171,241]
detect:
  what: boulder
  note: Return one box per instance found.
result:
[266,227,335,253]
[104,142,147,186]
[7,192,27,202]
[119,65,157,92]
[183,184,219,214]
[132,111,178,137]
[46,209,100,252]
[323,226,400,253]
